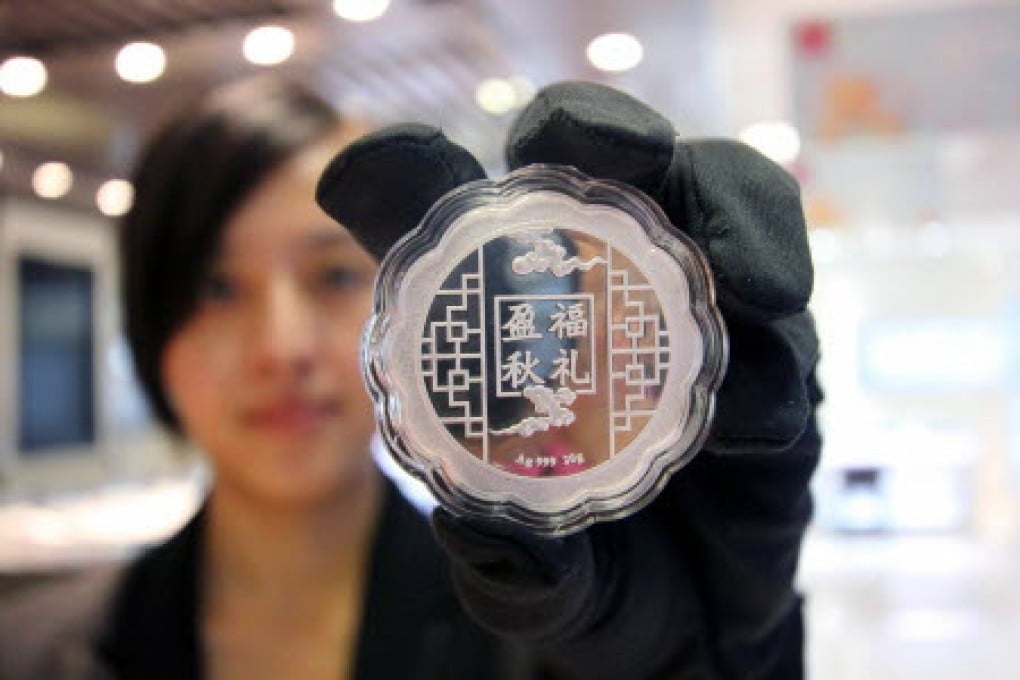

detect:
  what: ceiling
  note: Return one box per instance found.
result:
[0,0,716,213]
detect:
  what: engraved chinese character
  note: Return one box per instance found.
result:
[502,303,543,341]
[550,348,591,387]
[501,350,545,389]
[548,302,588,339]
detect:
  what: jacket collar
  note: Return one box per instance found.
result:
[97,505,204,679]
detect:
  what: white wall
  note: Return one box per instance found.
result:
[709,0,1012,132]
[0,196,184,500]
[706,0,1020,539]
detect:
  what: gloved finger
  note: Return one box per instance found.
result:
[432,506,599,640]
[435,505,706,677]
[653,412,821,678]
[431,507,586,588]
[316,123,486,261]
[707,311,820,454]
[505,81,812,323]
[672,139,812,321]
[506,81,674,196]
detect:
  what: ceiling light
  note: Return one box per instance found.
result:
[509,76,536,104]
[333,0,390,22]
[739,121,802,165]
[475,78,517,115]
[115,42,166,84]
[32,162,73,199]
[96,179,134,217]
[243,26,295,66]
[586,33,643,73]
[0,56,48,97]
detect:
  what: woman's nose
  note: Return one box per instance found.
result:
[249,279,316,377]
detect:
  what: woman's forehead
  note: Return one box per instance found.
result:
[214,223,357,262]
[215,133,367,260]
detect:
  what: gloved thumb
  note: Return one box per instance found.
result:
[316,123,486,261]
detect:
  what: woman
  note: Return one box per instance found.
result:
[0,75,508,679]
[1,76,820,680]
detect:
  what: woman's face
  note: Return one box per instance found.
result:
[161,138,379,507]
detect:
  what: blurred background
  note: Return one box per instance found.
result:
[1,0,1018,677]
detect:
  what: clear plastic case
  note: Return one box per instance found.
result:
[362,164,727,535]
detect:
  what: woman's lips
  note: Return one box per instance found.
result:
[244,397,339,432]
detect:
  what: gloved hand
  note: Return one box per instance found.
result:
[316,81,821,679]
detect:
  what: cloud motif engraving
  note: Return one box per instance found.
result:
[512,235,606,277]
[491,385,577,437]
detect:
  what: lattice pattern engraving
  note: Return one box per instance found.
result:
[421,248,487,441]
[608,251,670,455]
[419,235,673,472]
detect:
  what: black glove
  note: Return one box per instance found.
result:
[317,81,821,679]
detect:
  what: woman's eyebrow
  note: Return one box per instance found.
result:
[303,228,355,251]
[213,227,357,262]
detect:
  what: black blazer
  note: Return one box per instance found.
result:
[0,481,528,680]
[0,421,817,680]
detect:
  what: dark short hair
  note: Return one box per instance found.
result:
[120,75,342,433]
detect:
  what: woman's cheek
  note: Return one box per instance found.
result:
[330,319,366,375]
[329,289,372,343]
[166,319,242,401]
[163,334,222,438]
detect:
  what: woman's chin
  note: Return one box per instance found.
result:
[225,438,373,507]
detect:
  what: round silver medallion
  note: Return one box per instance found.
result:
[363,164,727,535]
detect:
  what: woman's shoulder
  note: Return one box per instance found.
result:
[0,510,202,679]
[0,565,124,679]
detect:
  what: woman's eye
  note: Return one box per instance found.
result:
[200,273,237,302]
[319,266,365,290]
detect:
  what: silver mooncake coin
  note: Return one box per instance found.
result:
[363,164,727,535]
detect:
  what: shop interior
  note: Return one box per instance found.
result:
[1,1,1018,677]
